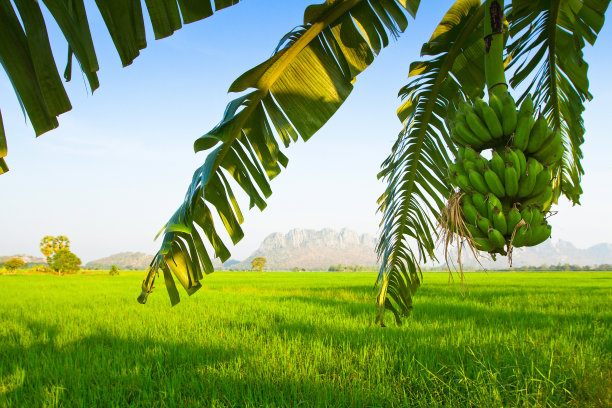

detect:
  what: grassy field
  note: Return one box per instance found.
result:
[0,271,610,407]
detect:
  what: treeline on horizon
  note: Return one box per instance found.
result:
[2,262,612,273]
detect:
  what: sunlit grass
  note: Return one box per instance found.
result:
[0,271,610,407]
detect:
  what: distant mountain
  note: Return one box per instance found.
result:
[85,252,226,270]
[233,228,378,270]
[85,252,154,270]
[444,240,612,269]
[0,254,46,265]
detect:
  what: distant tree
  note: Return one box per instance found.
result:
[40,236,55,260]
[40,235,72,265]
[49,249,81,275]
[109,265,120,276]
[251,257,267,273]
[4,258,25,272]
[55,236,70,251]
[292,267,300,273]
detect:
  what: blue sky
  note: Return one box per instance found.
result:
[1,1,611,263]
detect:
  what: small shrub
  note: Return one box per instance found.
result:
[109,265,119,276]
[4,258,25,272]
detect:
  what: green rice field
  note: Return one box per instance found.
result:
[0,271,610,407]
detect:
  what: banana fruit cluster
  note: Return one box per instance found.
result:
[447,92,562,254]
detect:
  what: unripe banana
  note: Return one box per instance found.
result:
[526,115,549,153]
[514,149,527,176]
[466,111,493,143]
[530,209,545,226]
[528,222,552,246]
[504,164,519,197]
[462,203,479,226]
[461,159,479,174]
[531,167,552,197]
[512,224,531,248]
[474,97,486,118]
[454,121,483,147]
[488,94,504,122]
[484,168,505,197]
[473,237,497,252]
[488,226,506,250]
[448,163,465,178]
[501,92,518,137]
[476,214,492,235]
[535,131,564,166]
[506,204,522,234]
[472,192,488,216]
[466,224,486,239]
[486,193,503,213]
[454,173,471,192]
[513,115,534,151]
[456,147,466,162]
[520,206,534,224]
[492,206,508,236]
[461,193,473,207]
[504,148,521,174]
[475,98,503,140]
[490,151,506,183]
[468,170,489,195]
[519,94,534,116]
[518,159,540,198]
[464,147,479,162]
[523,185,553,208]
[451,129,469,147]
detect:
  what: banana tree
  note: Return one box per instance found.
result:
[0,0,609,324]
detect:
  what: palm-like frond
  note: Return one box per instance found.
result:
[375,0,486,324]
[0,111,6,174]
[138,0,421,305]
[506,0,610,204]
[0,0,242,173]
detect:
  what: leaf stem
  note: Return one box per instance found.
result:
[484,0,506,97]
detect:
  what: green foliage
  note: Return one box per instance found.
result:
[328,264,368,272]
[251,257,267,273]
[40,235,71,261]
[139,0,421,306]
[4,257,24,271]
[376,0,611,324]
[0,1,243,172]
[49,249,81,275]
[0,272,609,406]
[109,265,120,276]
[39,236,55,259]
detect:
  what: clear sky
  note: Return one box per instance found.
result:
[1,1,611,263]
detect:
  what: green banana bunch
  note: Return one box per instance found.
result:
[446,91,559,257]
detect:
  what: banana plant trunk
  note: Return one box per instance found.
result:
[484,0,506,97]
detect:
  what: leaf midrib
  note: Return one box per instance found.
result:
[209,0,365,190]
[386,4,484,273]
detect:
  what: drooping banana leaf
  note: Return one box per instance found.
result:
[0,110,7,175]
[0,0,243,174]
[138,0,421,305]
[375,0,486,324]
[506,0,611,205]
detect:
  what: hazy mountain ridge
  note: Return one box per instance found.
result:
[4,231,612,271]
[233,228,378,270]
[444,240,612,269]
[0,254,46,264]
[85,252,154,270]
